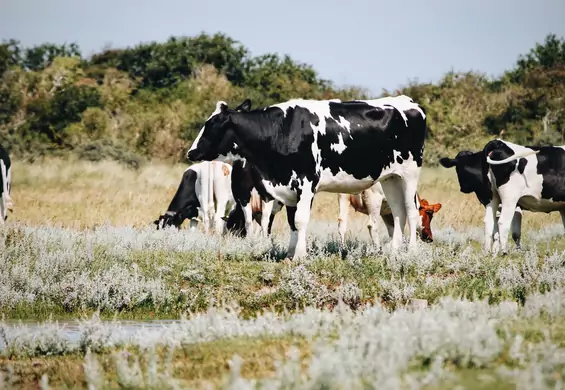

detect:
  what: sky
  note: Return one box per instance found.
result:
[1,0,564,95]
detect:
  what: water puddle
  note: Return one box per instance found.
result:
[0,319,184,350]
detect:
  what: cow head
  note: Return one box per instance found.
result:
[221,206,264,238]
[153,206,199,230]
[417,197,442,242]
[187,99,252,162]
[221,207,247,237]
[439,150,492,205]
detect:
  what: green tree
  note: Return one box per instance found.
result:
[22,42,81,71]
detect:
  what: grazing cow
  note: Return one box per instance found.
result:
[154,161,236,233]
[223,188,284,237]
[187,95,427,259]
[337,182,442,244]
[223,158,283,237]
[0,145,13,224]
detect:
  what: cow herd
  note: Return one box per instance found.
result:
[3,94,565,259]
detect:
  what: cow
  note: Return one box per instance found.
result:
[222,158,283,237]
[438,140,546,254]
[153,161,236,233]
[481,139,565,254]
[186,95,427,259]
[0,145,13,224]
[223,188,284,237]
[337,182,442,245]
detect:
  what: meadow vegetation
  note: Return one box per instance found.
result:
[2,160,565,388]
[1,32,565,389]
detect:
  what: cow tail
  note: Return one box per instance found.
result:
[209,162,215,213]
[0,160,7,217]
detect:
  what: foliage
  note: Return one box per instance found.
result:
[0,33,564,164]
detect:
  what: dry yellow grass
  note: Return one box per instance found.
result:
[6,157,562,234]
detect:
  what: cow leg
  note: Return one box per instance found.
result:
[268,214,276,235]
[241,202,254,237]
[337,194,350,246]
[511,207,523,248]
[268,202,283,235]
[0,194,5,225]
[402,177,419,250]
[214,192,230,235]
[483,197,500,253]
[0,161,6,224]
[380,213,395,239]
[286,206,298,258]
[380,177,406,250]
[292,187,314,260]
[361,189,383,247]
[189,219,198,232]
[497,197,520,255]
[260,200,275,237]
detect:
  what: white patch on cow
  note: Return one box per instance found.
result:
[178,161,235,233]
[187,101,227,157]
[362,95,426,125]
[330,133,347,154]
[262,179,299,207]
[316,167,375,194]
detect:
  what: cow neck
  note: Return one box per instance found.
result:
[229,111,277,180]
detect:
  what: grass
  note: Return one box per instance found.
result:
[8,156,565,232]
[3,157,565,389]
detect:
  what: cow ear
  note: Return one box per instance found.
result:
[431,203,442,212]
[439,157,457,168]
[216,101,229,112]
[221,216,229,222]
[235,99,252,112]
[420,199,429,207]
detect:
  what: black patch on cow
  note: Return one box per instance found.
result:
[155,168,200,229]
[518,158,527,174]
[484,139,517,188]
[286,206,297,231]
[534,146,565,202]
[439,150,493,206]
[0,145,11,220]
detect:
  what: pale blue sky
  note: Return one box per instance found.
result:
[1,0,564,95]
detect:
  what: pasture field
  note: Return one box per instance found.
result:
[2,157,565,389]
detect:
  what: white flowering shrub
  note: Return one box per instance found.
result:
[2,222,565,318]
[2,290,565,389]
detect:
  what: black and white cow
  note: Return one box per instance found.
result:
[439,147,525,250]
[154,161,236,233]
[223,158,283,237]
[0,145,13,224]
[440,139,556,254]
[187,96,427,259]
[483,139,565,253]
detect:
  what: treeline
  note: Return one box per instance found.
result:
[0,32,564,167]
